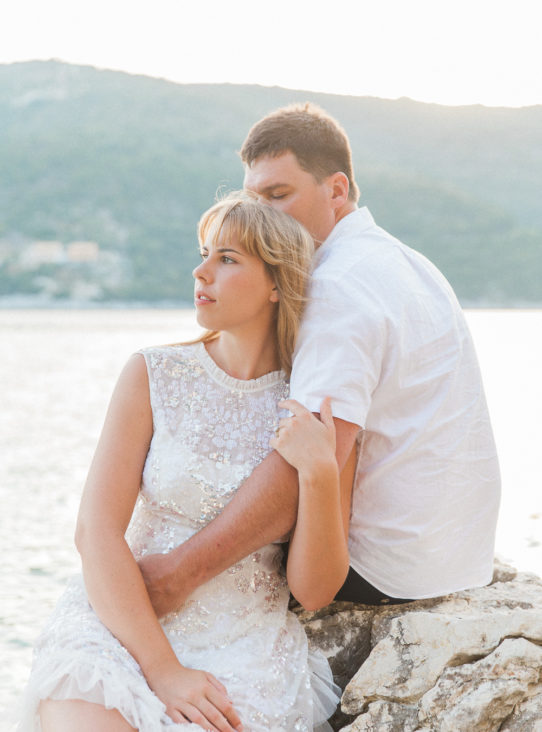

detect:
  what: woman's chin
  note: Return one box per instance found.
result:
[195,311,214,330]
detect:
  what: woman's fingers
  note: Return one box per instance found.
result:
[278,398,308,416]
[176,695,241,732]
[318,397,336,449]
[206,672,229,696]
[185,673,242,732]
[319,396,334,430]
[158,666,242,732]
[272,397,337,474]
[173,701,219,731]
[278,397,334,428]
[206,686,243,730]
[276,397,335,440]
[167,708,189,724]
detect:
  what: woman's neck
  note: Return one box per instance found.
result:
[205,330,280,381]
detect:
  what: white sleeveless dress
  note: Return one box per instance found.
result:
[17,343,339,731]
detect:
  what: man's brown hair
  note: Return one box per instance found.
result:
[240,102,360,202]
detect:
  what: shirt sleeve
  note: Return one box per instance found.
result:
[289,276,386,427]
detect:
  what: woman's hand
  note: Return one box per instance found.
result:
[270,397,337,477]
[272,397,352,610]
[150,661,243,732]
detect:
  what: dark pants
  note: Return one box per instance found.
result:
[334,566,413,606]
[281,543,412,606]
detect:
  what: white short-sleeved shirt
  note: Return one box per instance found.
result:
[290,207,501,599]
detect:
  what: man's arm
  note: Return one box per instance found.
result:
[139,417,359,616]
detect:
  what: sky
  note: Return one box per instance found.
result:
[1,0,541,108]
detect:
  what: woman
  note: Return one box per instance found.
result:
[18,192,351,732]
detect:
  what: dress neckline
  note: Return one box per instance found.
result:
[194,341,285,392]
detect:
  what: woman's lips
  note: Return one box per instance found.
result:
[195,292,216,305]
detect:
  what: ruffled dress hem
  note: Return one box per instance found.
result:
[16,640,339,731]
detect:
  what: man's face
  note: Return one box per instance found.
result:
[243,151,337,246]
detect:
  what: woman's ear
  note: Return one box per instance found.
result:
[270,286,279,303]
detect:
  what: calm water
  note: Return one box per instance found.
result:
[1,308,541,723]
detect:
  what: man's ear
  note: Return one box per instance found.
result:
[270,286,279,303]
[329,172,350,209]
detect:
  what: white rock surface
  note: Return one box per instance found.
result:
[339,700,418,731]
[298,562,542,731]
[418,637,542,730]
[500,688,542,731]
[341,572,542,715]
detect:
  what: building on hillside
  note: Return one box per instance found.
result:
[66,241,100,263]
[0,242,12,265]
[19,241,65,269]
[9,238,127,300]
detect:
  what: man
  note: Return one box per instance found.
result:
[139,103,500,611]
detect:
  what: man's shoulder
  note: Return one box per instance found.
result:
[311,223,405,307]
[316,209,402,275]
[320,208,456,304]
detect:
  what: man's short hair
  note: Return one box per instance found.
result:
[240,102,360,203]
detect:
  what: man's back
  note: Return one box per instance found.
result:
[290,207,501,599]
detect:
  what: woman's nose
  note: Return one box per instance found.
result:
[193,260,210,281]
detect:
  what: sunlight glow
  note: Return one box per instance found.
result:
[1,0,541,107]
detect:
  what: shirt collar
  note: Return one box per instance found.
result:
[313,207,375,266]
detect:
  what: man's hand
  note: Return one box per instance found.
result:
[138,551,186,618]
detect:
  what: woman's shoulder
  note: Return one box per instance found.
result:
[137,342,198,358]
[135,344,206,420]
[136,342,204,375]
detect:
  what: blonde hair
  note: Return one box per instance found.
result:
[190,191,314,376]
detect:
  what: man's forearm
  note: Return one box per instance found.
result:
[176,416,357,592]
[139,450,299,613]
[179,450,298,584]
[139,417,358,616]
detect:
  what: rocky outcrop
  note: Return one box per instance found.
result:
[297,561,542,731]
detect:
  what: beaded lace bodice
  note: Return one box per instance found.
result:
[126,343,293,644]
[128,342,288,551]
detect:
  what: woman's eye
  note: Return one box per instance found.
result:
[222,256,235,264]
[199,251,208,260]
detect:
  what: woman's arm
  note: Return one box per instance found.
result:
[75,354,242,732]
[270,398,355,610]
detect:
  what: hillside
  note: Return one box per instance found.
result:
[0,60,540,304]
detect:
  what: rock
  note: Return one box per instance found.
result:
[339,700,418,731]
[298,604,375,688]
[294,603,375,729]
[491,557,518,584]
[500,687,542,730]
[341,573,542,715]
[418,637,542,731]
[297,562,542,731]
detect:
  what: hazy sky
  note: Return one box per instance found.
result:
[1,0,541,107]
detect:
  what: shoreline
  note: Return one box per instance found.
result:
[0,295,193,310]
[1,295,541,311]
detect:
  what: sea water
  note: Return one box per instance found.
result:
[1,308,541,720]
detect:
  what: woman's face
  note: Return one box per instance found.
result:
[192,230,278,338]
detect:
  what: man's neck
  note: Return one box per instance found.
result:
[314,201,357,249]
[335,201,357,226]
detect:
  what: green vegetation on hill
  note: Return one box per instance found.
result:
[0,60,540,304]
